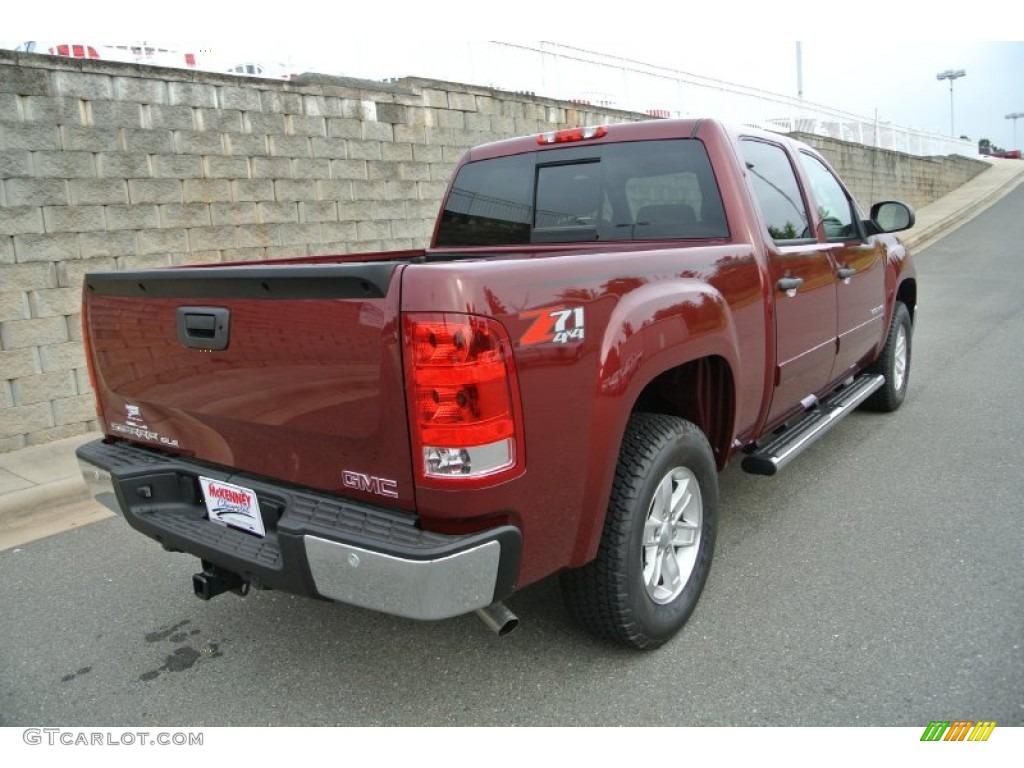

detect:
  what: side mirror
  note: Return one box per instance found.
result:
[867,201,915,234]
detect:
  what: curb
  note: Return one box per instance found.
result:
[0,476,90,524]
[0,432,100,531]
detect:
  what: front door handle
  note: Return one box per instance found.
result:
[777,277,804,292]
[837,267,857,280]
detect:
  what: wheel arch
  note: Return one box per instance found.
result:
[631,355,736,471]
[569,278,741,571]
[570,352,736,570]
[896,277,917,323]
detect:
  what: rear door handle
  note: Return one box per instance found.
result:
[777,277,804,292]
[837,267,857,280]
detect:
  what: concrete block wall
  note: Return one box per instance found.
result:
[793,132,987,212]
[0,51,637,451]
[0,51,989,452]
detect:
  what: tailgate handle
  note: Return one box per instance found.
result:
[177,307,230,351]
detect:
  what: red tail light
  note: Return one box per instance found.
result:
[403,313,524,486]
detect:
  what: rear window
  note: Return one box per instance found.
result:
[435,139,728,246]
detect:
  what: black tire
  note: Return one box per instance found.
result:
[561,413,718,649]
[863,301,912,412]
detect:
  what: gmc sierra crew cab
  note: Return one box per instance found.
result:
[76,118,916,649]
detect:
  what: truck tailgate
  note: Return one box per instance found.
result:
[82,263,415,510]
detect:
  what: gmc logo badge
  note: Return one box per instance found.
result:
[342,470,399,499]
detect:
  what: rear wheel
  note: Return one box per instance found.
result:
[561,413,718,649]
[863,301,912,412]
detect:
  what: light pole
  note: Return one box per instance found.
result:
[936,69,966,137]
[1006,112,1024,150]
[795,42,803,100]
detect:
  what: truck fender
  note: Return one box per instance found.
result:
[882,235,917,332]
[572,279,740,567]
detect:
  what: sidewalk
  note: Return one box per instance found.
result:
[2,157,1024,549]
[0,431,111,549]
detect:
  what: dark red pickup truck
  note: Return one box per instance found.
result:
[77,119,916,649]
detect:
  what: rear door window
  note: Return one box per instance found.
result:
[740,139,813,244]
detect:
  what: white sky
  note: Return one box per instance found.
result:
[5,4,1024,149]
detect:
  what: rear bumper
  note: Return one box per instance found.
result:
[77,439,520,620]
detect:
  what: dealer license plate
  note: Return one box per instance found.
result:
[199,476,266,538]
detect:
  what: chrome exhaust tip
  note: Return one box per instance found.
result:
[475,602,519,637]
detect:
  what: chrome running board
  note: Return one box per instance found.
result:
[742,374,885,476]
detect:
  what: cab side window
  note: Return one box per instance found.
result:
[799,153,859,241]
[740,139,812,243]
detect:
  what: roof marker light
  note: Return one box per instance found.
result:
[537,126,608,145]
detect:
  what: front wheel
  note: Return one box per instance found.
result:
[561,413,718,649]
[863,301,912,412]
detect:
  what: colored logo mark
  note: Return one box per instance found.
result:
[920,720,996,742]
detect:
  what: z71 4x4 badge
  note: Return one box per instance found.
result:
[519,305,585,345]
